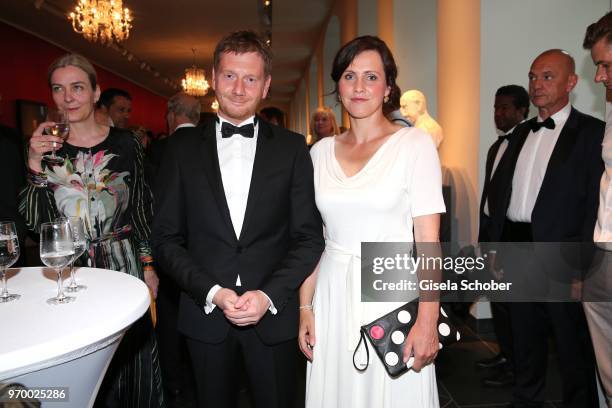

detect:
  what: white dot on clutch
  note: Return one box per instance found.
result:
[397,310,411,324]
[385,352,399,366]
[438,322,451,337]
[439,342,443,349]
[391,330,405,345]
[440,307,448,318]
[456,331,461,341]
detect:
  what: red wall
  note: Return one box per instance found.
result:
[0,22,167,134]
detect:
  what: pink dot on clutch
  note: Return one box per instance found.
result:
[370,325,385,340]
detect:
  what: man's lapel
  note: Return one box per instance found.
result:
[487,120,531,217]
[240,117,275,241]
[480,138,502,215]
[199,121,236,240]
[534,107,579,210]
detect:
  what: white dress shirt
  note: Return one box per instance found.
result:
[594,102,612,250]
[484,124,518,216]
[507,103,572,222]
[204,115,276,314]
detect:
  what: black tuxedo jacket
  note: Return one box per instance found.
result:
[486,107,604,243]
[151,118,324,345]
[147,126,195,184]
[478,133,511,242]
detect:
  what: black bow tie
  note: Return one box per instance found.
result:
[221,122,255,138]
[498,133,512,142]
[529,117,555,132]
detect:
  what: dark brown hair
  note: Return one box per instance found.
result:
[331,35,400,115]
[583,11,612,49]
[213,30,272,77]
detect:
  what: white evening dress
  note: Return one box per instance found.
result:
[305,127,446,408]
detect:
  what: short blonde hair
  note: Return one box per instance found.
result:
[47,54,98,89]
[310,106,340,138]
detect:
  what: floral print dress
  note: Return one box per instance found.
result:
[19,128,164,407]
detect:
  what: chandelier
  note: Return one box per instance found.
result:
[182,49,210,97]
[69,0,133,45]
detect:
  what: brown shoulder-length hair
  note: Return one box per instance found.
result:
[330,35,400,115]
[47,54,98,89]
[213,30,272,77]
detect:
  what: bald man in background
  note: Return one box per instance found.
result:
[486,49,603,407]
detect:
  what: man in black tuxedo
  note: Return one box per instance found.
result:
[477,85,529,388]
[486,49,603,407]
[151,31,324,408]
[148,92,201,176]
[152,91,201,407]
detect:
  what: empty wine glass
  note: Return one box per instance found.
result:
[57,216,87,292]
[0,221,20,303]
[42,108,70,165]
[40,221,75,305]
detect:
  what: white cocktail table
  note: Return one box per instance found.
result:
[0,267,150,407]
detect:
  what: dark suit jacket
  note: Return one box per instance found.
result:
[0,125,27,245]
[486,107,604,243]
[478,134,511,242]
[151,118,324,345]
[147,127,195,188]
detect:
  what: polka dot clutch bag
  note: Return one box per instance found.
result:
[352,300,461,377]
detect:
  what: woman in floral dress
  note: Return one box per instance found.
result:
[19,54,164,407]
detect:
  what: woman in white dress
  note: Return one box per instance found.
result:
[299,36,446,408]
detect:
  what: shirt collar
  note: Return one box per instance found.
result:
[175,123,195,131]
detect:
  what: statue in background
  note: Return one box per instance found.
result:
[400,89,444,148]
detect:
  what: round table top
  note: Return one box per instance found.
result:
[0,267,150,380]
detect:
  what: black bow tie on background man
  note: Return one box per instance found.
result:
[221,121,255,138]
[498,133,512,142]
[529,117,555,132]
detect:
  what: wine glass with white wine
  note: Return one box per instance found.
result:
[57,216,88,292]
[0,221,20,303]
[42,108,69,165]
[40,221,75,305]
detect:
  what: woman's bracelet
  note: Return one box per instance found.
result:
[299,304,313,310]
[27,167,48,188]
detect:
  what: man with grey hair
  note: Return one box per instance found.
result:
[166,92,201,133]
[149,92,201,172]
[153,91,201,406]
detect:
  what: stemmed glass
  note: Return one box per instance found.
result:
[40,221,75,305]
[0,221,20,303]
[42,108,70,165]
[57,216,88,292]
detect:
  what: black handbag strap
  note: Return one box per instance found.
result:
[352,329,370,372]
